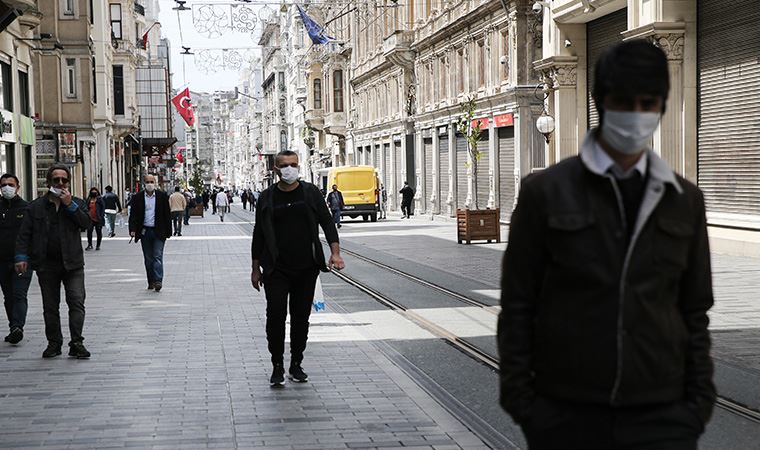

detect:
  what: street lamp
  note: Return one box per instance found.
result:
[536,112,555,144]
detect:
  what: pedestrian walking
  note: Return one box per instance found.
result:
[497,40,715,450]
[326,184,344,229]
[85,187,105,251]
[14,164,91,359]
[399,181,414,218]
[128,175,172,292]
[1,173,31,345]
[250,189,257,211]
[241,190,249,211]
[183,190,195,226]
[202,190,210,211]
[379,184,387,219]
[102,186,122,237]
[211,189,218,215]
[251,150,345,387]
[169,186,187,237]
[216,189,229,222]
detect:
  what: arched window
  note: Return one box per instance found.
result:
[333,70,344,113]
[313,79,322,109]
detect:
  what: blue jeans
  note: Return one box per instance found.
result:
[331,209,341,225]
[140,228,166,284]
[1,262,32,330]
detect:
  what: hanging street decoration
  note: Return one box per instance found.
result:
[190,4,275,40]
[192,48,259,75]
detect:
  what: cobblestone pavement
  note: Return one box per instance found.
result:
[0,211,487,449]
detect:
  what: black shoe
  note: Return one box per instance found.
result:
[42,344,62,358]
[109,232,116,238]
[337,224,342,228]
[5,327,23,344]
[289,363,308,383]
[177,232,182,237]
[68,342,91,359]
[85,245,93,251]
[147,282,154,290]
[153,282,162,292]
[270,363,285,386]
[95,246,100,251]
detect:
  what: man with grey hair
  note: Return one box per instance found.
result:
[129,175,172,292]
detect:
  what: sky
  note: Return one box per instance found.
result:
[158,0,273,93]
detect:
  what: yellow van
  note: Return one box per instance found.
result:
[328,165,379,222]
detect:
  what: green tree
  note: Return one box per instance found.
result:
[189,166,204,194]
[456,96,484,209]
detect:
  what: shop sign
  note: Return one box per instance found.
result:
[494,113,514,127]
[55,130,77,165]
[0,110,15,142]
[471,117,489,130]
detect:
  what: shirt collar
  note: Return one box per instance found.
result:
[593,139,648,179]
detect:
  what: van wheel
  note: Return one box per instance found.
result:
[362,215,369,222]
[370,213,377,222]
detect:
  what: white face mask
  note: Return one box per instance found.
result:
[600,110,661,155]
[49,186,63,197]
[144,183,156,193]
[1,185,16,199]
[278,166,299,185]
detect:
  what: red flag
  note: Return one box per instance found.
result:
[171,88,195,127]
[176,147,185,163]
[142,32,149,50]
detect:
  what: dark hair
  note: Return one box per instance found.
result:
[0,173,19,185]
[275,150,298,166]
[105,185,113,192]
[46,164,71,185]
[593,39,669,125]
[174,186,180,192]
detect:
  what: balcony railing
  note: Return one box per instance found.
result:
[134,2,145,16]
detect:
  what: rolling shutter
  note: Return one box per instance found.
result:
[424,137,433,212]
[475,134,489,209]
[394,140,403,207]
[498,127,515,221]
[456,133,468,210]
[383,143,391,191]
[586,8,627,129]
[698,0,760,217]
[438,134,449,212]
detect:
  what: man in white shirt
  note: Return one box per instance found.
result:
[128,175,172,292]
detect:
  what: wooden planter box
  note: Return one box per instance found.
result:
[189,204,204,217]
[457,208,501,244]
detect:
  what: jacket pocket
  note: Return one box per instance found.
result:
[546,213,597,265]
[655,217,694,271]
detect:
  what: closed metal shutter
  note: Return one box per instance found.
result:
[438,135,449,212]
[373,144,380,168]
[456,133,468,209]
[383,143,391,190]
[424,137,433,212]
[586,8,627,129]
[698,0,760,217]
[394,141,403,206]
[498,127,515,221]
[475,134,489,209]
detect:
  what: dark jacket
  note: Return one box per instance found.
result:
[87,196,106,224]
[252,181,339,275]
[102,192,122,211]
[498,134,715,428]
[326,190,344,211]
[15,194,90,271]
[400,185,414,203]
[128,190,172,242]
[0,196,28,262]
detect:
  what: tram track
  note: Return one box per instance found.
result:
[229,207,760,426]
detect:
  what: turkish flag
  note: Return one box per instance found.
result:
[171,88,195,127]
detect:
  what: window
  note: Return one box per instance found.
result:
[110,4,122,39]
[63,0,75,15]
[278,72,285,92]
[91,57,97,104]
[89,0,94,24]
[313,79,322,109]
[439,57,447,100]
[0,62,12,111]
[333,70,344,112]
[18,70,29,116]
[279,130,287,151]
[457,49,464,94]
[65,59,77,98]
[477,40,485,88]
[500,30,509,82]
[113,65,124,114]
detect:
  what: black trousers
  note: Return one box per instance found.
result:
[522,396,703,450]
[401,201,412,217]
[87,222,102,247]
[37,264,86,347]
[263,267,319,365]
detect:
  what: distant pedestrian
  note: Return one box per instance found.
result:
[326,184,344,229]
[211,189,218,215]
[226,190,233,206]
[15,164,91,359]
[85,187,105,251]
[497,40,715,450]
[1,173,31,345]
[379,184,387,219]
[169,186,187,237]
[202,190,210,211]
[216,189,229,222]
[399,181,414,218]
[102,186,122,237]
[241,190,249,211]
[129,175,172,292]
[249,189,257,211]
[251,150,345,387]
[184,190,195,225]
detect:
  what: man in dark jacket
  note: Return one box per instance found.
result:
[128,175,172,292]
[1,173,31,345]
[15,164,91,359]
[251,150,345,387]
[497,40,715,450]
[326,184,344,228]
[399,181,414,218]
[102,185,122,237]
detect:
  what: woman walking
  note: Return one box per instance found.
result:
[86,187,105,251]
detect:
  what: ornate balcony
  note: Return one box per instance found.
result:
[304,108,324,131]
[383,30,415,70]
[324,111,346,137]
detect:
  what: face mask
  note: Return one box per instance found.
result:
[279,166,299,185]
[90,191,98,197]
[600,111,661,155]
[1,185,16,199]
[144,183,155,192]
[49,187,63,197]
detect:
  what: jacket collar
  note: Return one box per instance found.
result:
[579,130,683,194]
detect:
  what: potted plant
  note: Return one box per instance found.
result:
[189,166,205,217]
[455,97,500,244]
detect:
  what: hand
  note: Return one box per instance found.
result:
[15,262,27,274]
[328,254,345,271]
[60,189,73,206]
[251,267,263,291]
